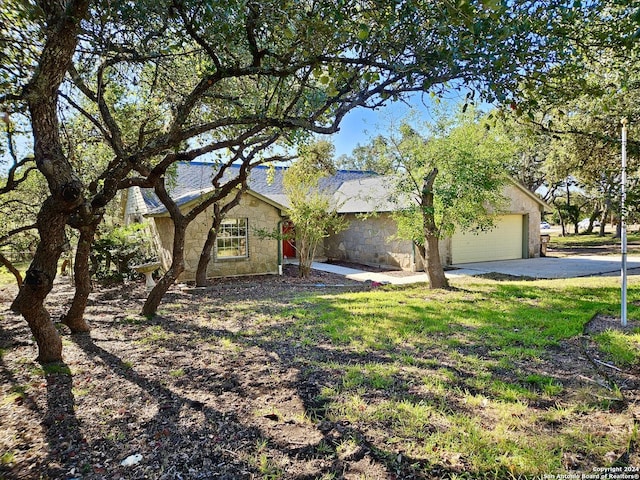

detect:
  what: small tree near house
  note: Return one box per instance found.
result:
[379,108,513,289]
[283,142,347,278]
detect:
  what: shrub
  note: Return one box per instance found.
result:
[91,224,156,284]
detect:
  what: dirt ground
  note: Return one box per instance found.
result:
[0,264,639,479]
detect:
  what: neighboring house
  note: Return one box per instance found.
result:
[123,161,548,280]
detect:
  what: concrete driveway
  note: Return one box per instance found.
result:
[311,254,640,285]
[450,254,640,279]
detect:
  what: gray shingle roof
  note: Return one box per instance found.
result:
[137,161,548,218]
[334,176,409,213]
[142,161,383,214]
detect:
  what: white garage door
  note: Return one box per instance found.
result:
[451,215,524,264]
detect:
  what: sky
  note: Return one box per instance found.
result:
[330,90,470,158]
[0,91,474,172]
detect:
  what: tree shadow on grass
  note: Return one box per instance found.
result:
[153,285,639,478]
[26,278,632,478]
[68,332,266,479]
[0,317,87,479]
[134,306,491,479]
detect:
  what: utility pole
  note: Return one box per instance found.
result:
[621,118,628,327]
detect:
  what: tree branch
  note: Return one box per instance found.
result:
[59,91,113,144]
[0,224,37,246]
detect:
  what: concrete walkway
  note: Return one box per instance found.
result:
[311,262,429,285]
[311,255,640,284]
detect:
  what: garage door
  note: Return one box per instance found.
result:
[451,215,524,264]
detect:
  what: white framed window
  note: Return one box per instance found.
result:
[216,218,248,259]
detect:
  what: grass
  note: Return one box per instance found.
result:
[1,385,29,407]
[42,363,72,375]
[136,325,176,345]
[549,231,640,248]
[2,260,638,477]
[289,278,623,357]
[273,275,640,477]
[595,329,640,366]
[1,451,15,465]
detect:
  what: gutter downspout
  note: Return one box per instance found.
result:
[277,219,283,275]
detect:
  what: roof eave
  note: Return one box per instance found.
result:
[144,187,288,218]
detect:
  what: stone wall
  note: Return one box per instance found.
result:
[323,182,543,271]
[151,192,283,281]
[501,182,543,259]
[324,213,417,270]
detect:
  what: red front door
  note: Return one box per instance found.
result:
[282,221,296,258]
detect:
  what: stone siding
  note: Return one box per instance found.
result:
[151,193,282,281]
[501,183,543,259]
[324,182,543,271]
[324,213,417,270]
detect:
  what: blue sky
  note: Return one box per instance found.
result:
[330,90,473,158]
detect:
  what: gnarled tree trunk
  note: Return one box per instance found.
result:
[10,0,89,362]
[195,204,222,287]
[141,217,186,316]
[11,202,70,363]
[141,180,187,317]
[195,227,216,287]
[196,182,247,286]
[61,223,98,332]
[421,168,449,289]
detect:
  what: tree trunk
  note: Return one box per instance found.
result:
[61,223,97,332]
[10,0,89,363]
[195,204,222,287]
[195,188,245,286]
[425,232,448,288]
[141,218,186,317]
[599,207,609,237]
[415,243,426,272]
[296,232,315,278]
[195,228,216,287]
[421,168,449,289]
[11,201,68,363]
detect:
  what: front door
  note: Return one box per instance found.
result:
[282,221,296,258]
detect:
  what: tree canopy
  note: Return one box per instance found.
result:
[367,107,513,287]
[0,0,628,362]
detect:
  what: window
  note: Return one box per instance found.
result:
[216,218,248,259]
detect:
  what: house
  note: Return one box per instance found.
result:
[327,176,547,270]
[124,161,547,281]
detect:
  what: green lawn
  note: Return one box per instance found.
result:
[267,276,640,477]
[549,231,640,248]
[3,266,639,477]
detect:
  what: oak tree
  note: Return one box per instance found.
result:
[1,0,608,362]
